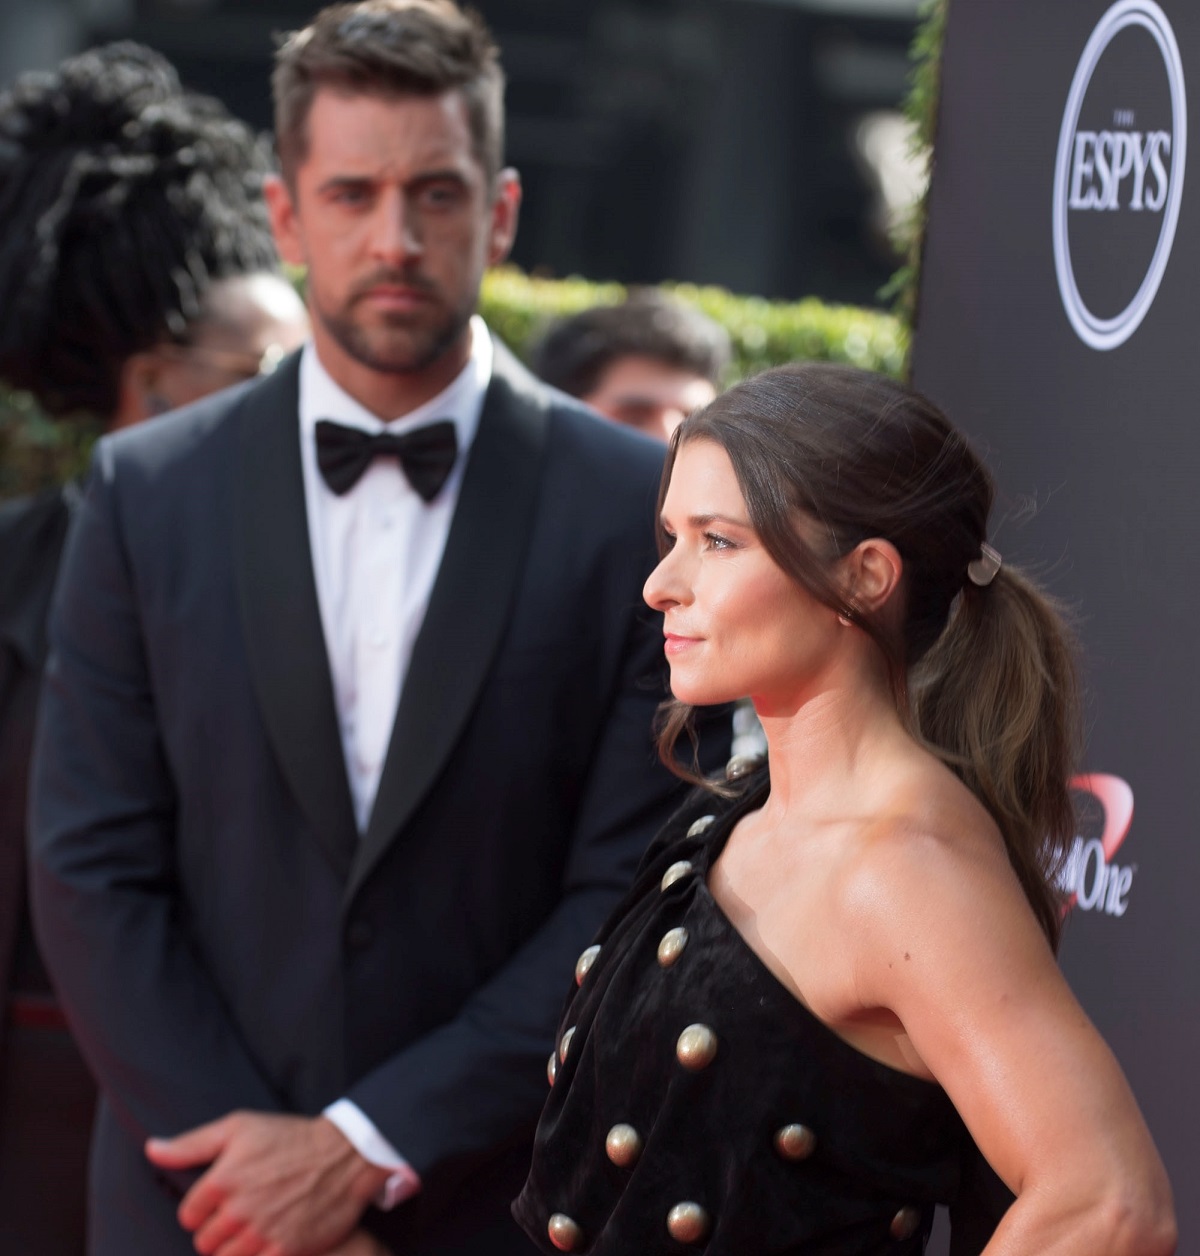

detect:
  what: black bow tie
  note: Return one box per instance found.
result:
[315,418,458,501]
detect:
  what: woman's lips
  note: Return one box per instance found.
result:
[663,633,701,657]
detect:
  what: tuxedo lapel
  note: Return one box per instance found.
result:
[347,344,550,902]
[233,356,359,880]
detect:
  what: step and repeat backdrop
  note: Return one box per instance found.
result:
[913,0,1196,1239]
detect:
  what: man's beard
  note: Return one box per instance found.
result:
[316,279,472,375]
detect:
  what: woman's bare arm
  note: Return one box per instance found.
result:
[845,822,1176,1256]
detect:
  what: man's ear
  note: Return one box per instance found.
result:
[264,174,306,268]
[840,537,903,616]
[112,350,169,430]
[487,168,522,266]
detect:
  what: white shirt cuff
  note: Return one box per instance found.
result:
[322,1099,422,1210]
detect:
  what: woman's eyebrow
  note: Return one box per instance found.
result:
[684,512,753,529]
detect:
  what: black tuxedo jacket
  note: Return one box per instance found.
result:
[30,343,727,1255]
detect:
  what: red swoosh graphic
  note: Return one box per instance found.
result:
[1062,773,1134,916]
[1071,773,1134,861]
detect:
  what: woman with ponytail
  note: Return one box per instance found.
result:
[514,363,1174,1255]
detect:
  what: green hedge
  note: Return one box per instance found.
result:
[883,0,947,327]
[0,391,101,501]
[480,267,907,383]
[1,267,907,499]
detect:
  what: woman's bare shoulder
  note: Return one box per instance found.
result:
[844,750,1014,889]
[824,747,1054,1004]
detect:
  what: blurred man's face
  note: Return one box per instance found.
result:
[582,354,716,442]
[113,272,311,430]
[158,273,309,401]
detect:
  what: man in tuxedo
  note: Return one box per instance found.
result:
[29,3,727,1254]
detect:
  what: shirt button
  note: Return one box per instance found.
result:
[368,626,388,648]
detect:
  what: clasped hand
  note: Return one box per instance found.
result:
[145,1111,392,1256]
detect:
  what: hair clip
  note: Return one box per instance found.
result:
[967,542,1003,587]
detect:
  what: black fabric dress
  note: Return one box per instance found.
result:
[513,764,1013,1256]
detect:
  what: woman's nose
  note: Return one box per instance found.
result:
[643,548,688,611]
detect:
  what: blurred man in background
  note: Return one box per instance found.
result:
[530,288,730,441]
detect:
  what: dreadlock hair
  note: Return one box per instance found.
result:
[0,42,281,421]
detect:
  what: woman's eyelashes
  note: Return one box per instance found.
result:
[703,531,737,551]
[658,526,739,553]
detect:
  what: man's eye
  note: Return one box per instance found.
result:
[333,186,370,205]
[419,183,462,209]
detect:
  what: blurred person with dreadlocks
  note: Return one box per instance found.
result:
[0,41,308,1253]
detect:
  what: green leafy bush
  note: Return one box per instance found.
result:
[0,392,100,500]
[1,267,906,498]
[481,267,907,384]
[883,0,947,328]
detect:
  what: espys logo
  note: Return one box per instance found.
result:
[1052,0,1187,351]
[1059,774,1136,917]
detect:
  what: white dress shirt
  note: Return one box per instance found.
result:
[300,317,493,1207]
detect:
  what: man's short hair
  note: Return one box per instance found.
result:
[530,290,732,401]
[272,0,505,184]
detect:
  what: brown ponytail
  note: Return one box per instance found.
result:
[910,567,1080,949]
[654,363,1081,948]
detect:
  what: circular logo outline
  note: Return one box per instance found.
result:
[1052,0,1187,352]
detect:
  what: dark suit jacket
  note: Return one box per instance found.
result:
[30,343,727,1255]
[1,488,71,1012]
[0,485,95,1255]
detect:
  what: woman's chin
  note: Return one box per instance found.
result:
[669,679,738,708]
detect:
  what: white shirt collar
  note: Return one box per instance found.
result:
[298,314,493,455]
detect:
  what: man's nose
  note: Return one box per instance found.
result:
[370,190,422,263]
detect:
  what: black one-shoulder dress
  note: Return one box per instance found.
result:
[513,763,1013,1256]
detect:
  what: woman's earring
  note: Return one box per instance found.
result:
[837,611,853,628]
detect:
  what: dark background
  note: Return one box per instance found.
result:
[914,0,1197,1243]
[0,0,921,306]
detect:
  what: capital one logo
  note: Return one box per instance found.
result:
[1059,774,1136,917]
[1052,0,1187,350]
